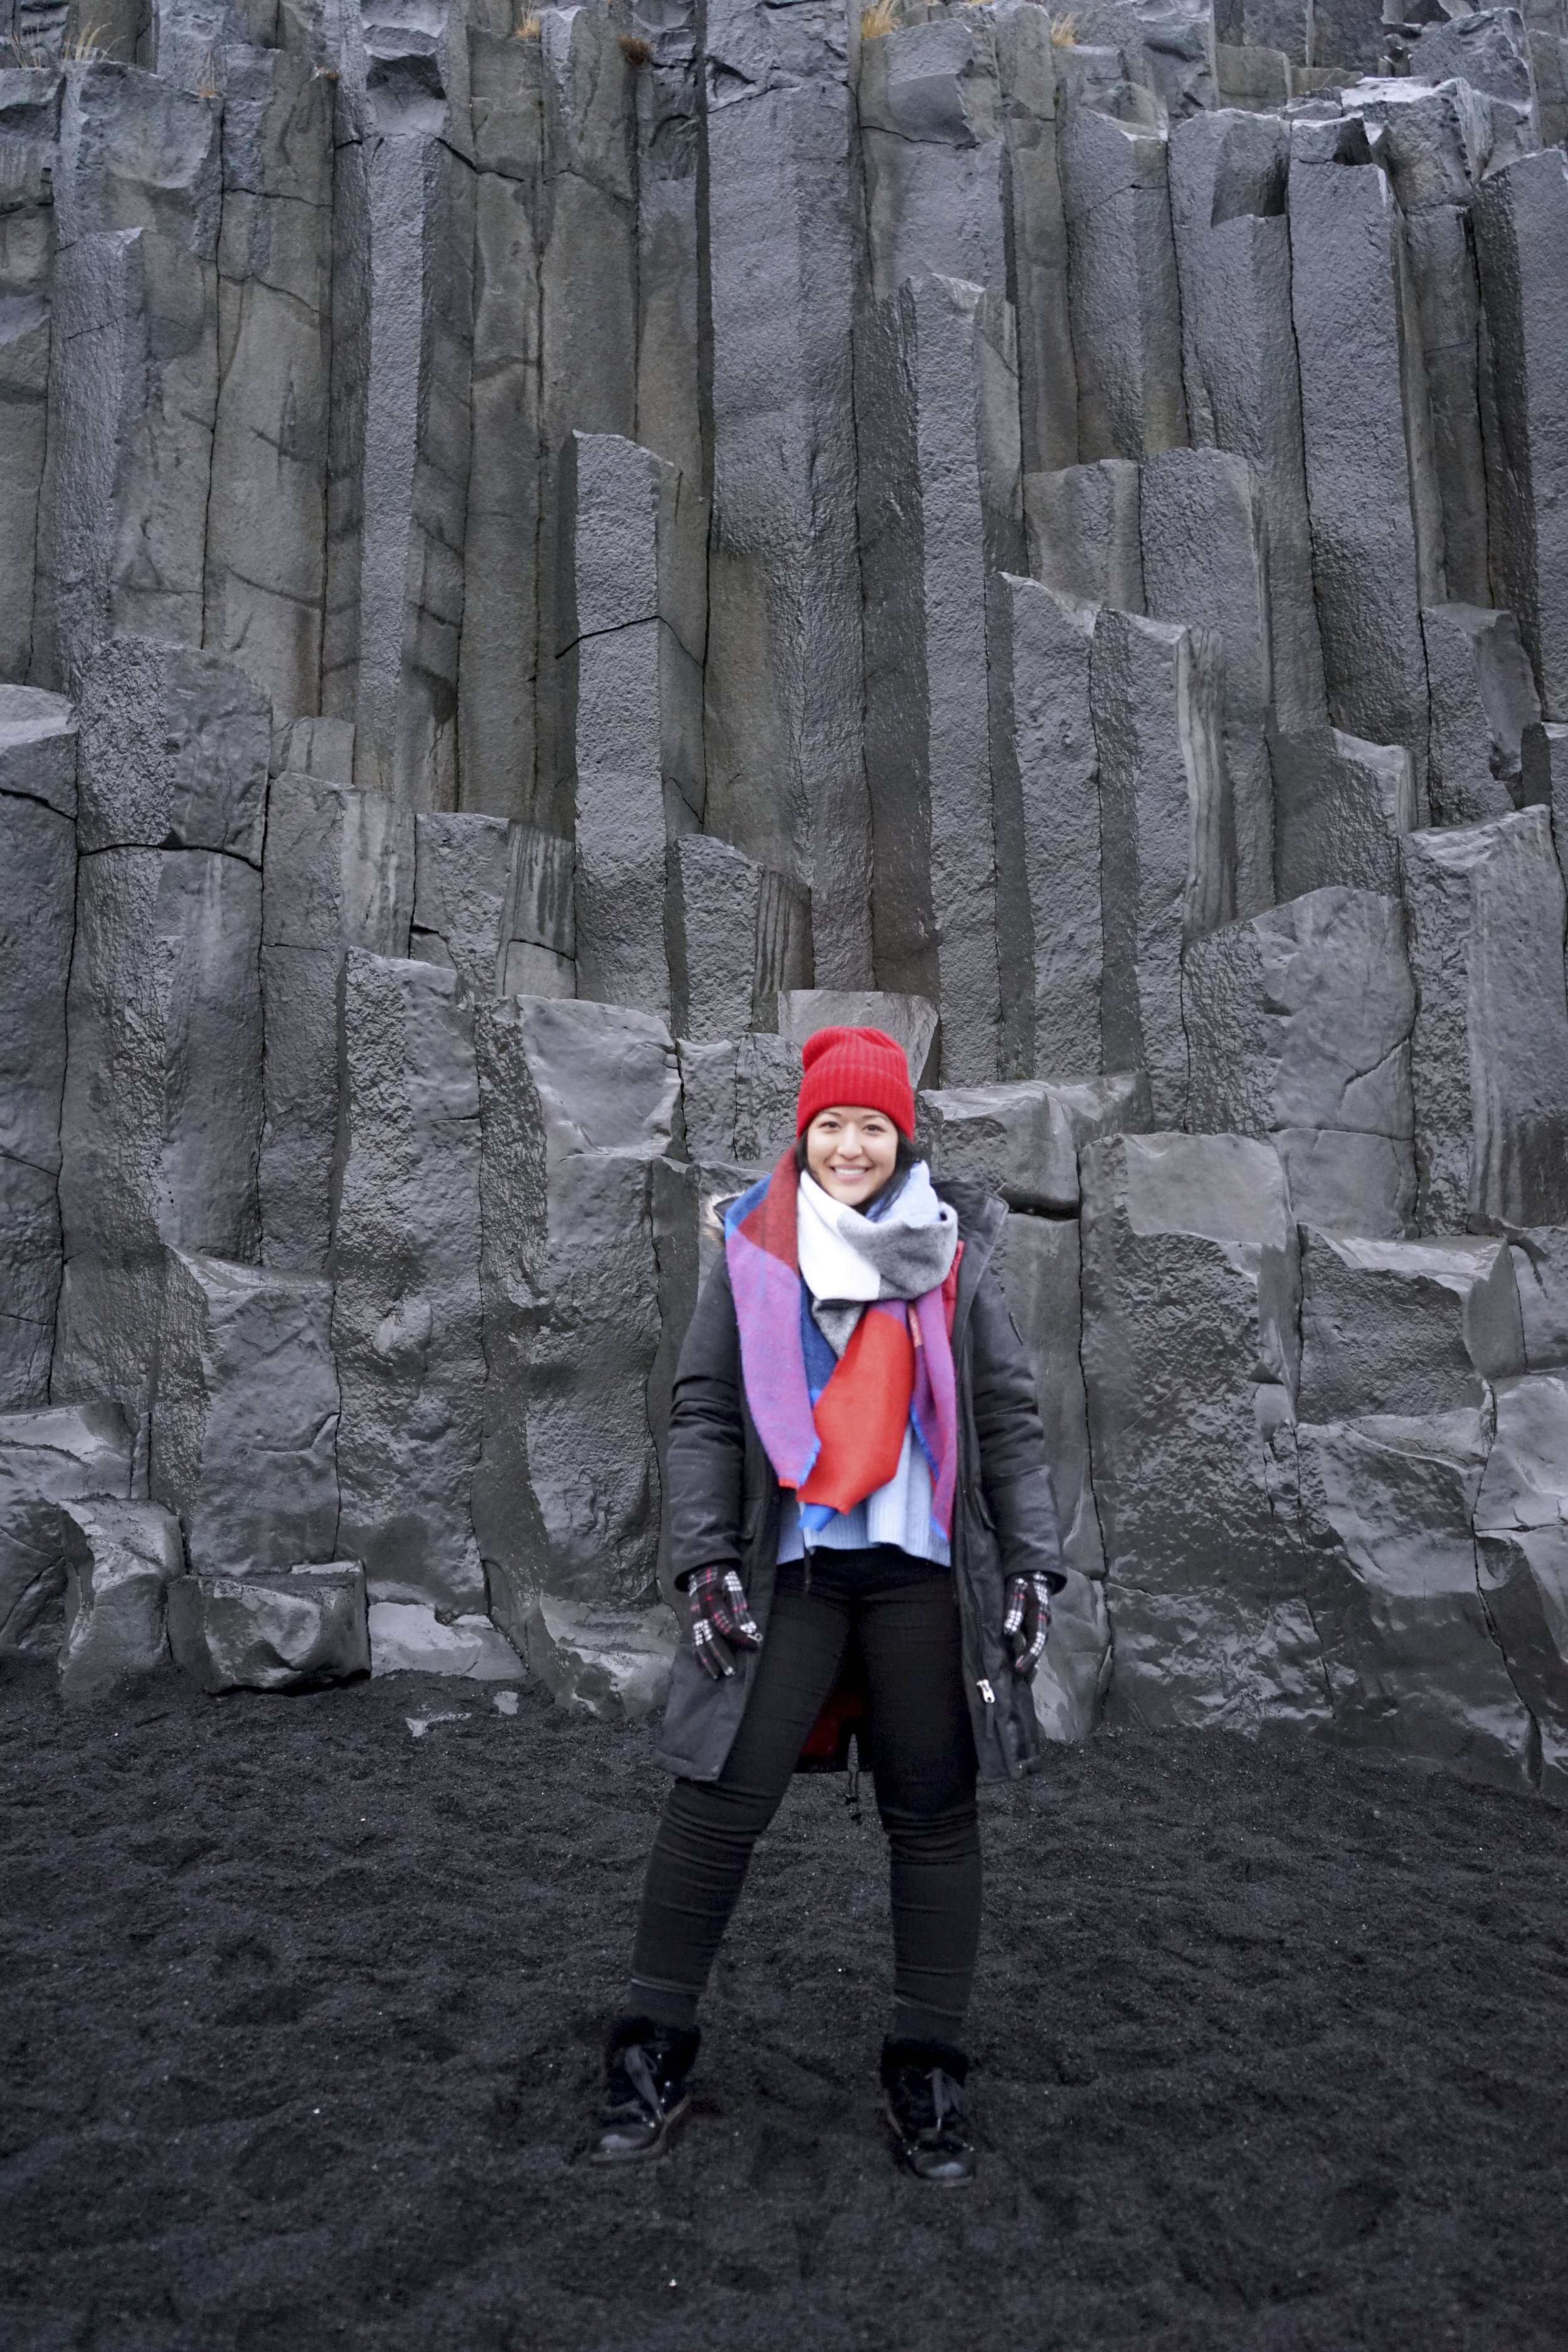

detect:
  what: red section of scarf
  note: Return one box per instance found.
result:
[795,1303,915,1513]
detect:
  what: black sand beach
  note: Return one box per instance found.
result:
[4,1663,1567,2351]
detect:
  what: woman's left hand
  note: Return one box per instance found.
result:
[1003,1573,1052,1676]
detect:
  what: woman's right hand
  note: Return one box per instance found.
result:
[687,1566,763,1680]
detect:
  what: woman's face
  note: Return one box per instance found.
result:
[805,1105,900,1208]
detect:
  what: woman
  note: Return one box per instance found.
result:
[588,1025,1064,2185]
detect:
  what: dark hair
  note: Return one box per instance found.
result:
[794,1123,918,1207]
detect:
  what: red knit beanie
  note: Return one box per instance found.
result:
[795,1026,915,1139]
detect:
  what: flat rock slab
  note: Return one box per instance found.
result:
[1473,1373,1568,1533]
[167,1563,370,1694]
[368,1602,525,1682]
[1298,1229,1525,1423]
[58,1496,183,1701]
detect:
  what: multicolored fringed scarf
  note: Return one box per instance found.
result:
[724,1150,962,1542]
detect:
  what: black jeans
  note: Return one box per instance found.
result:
[630,1545,982,2045]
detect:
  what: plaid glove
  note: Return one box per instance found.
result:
[1003,1573,1052,1677]
[687,1566,763,1681]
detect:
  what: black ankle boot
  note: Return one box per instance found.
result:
[880,2037,977,2186]
[587,2016,701,2166]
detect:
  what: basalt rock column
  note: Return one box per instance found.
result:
[1091,606,1231,1126]
[1473,146,1568,724]
[330,951,485,1618]
[33,60,221,691]
[561,429,705,1022]
[1400,807,1568,1232]
[1168,107,1327,733]
[474,995,681,1719]
[701,0,871,987]
[0,690,77,1408]
[1288,115,1436,775]
[858,273,1025,1083]
[0,66,56,683]
[1058,96,1188,465]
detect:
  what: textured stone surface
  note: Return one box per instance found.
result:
[1400,808,1568,1233]
[561,430,703,1020]
[0,1402,134,1654]
[1475,1372,1568,1532]
[260,775,414,1274]
[991,575,1100,1079]
[498,824,576,999]
[1475,1527,1568,1796]
[1059,102,1187,464]
[1288,117,1433,770]
[331,953,484,1616]
[1091,607,1231,1127]
[1080,1132,1319,1732]
[55,850,263,1448]
[1509,1228,1568,1372]
[167,1561,369,1693]
[523,1592,681,1724]
[1184,888,1414,1146]
[919,1073,1152,1215]
[1168,108,1327,736]
[669,835,810,1047]
[1472,150,1568,723]
[1030,1567,1113,1743]
[77,634,270,865]
[0,685,77,817]
[990,1209,1104,1581]
[1296,1407,1534,1790]
[368,1599,524,1681]
[1423,602,1545,828]
[473,996,677,1682]
[57,1496,182,1700]
[1270,726,1417,901]
[858,274,1024,1086]
[1298,1229,1525,1424]
[701,0,869,988]
[1141,447,1274,919]
[1024,460,1143,615]
[411,810,512,995]
[151,1251,338,1576]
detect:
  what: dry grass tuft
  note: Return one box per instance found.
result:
[619,29,653,63]
[62,19,110,57]
[514,11,541,36]
[861,0,898,36]
[1049,11,1078,42]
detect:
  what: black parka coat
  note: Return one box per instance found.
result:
[656,1179,1065,1786]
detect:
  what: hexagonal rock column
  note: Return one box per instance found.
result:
[1472,147,1568,722]
[559,430,704,1022]
[151,1251,339,1577]
[1184,887,1417,1238]
[1269,727,1417,901]
[57,1496,183,1701]
[167,1562,370,1693]
[857,3,1076,475]
[1140,447,1275,921]
[989,575,1099,1080]
[473,995,681,1719]
[259,773,415,1275]
[75,634,270,867]
[410,811,514,996]
[1167,107,1327,734]
[1058,100,1187,463]
[858,273,1026,1085]
[1288,116,1434,771]
[55,849,263,1457]
[1091,607,1232,1127]
[0,689,77,1407]
[1297,1229,1525,1424]
[33,62,221,689]
[330,953,485,1618]
[701,0,870,988]
[667,835,812,1047]
[1079,1132,1324,1733]
[1422,602,1544,828]
[0,1402,133,1655]
[1024,459,1143,614]
[1296,1406,1535,1791]
[1399,808,1568,1232]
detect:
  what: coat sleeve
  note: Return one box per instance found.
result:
[966,1266,1066,1592]
[665,1256,748,1591]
